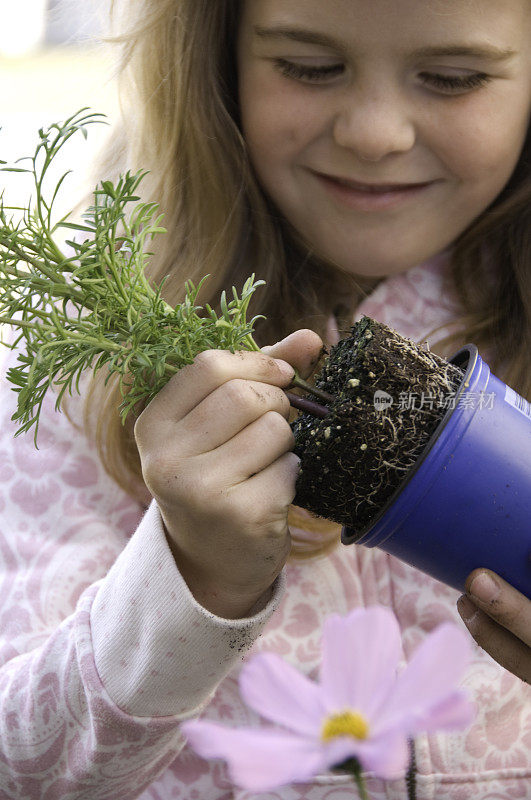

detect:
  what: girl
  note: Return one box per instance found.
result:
[0,1,530,798]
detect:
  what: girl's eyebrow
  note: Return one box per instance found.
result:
[253,25,517,62]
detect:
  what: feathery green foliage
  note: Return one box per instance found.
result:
[0,109,265,446]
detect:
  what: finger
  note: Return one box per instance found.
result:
[457,597,531,683]
[176,380,290,456]
[136,349,294,430]
[207,411,295,483]
[262,329,324,380]
[464,569,531,647]
[239,450,301,518]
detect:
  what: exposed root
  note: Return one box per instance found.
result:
[292,316,465,533]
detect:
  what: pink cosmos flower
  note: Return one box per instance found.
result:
[181,606,475,794]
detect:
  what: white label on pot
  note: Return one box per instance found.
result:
[504,386,531,419]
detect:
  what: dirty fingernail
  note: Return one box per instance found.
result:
[470,572,500,603]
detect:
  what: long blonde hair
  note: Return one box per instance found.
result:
[70,0,531,557]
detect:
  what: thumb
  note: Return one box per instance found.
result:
[262,329,325,380]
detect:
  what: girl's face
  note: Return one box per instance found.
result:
[237,0,531,278]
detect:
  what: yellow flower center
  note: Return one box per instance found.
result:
[321,710,370,742]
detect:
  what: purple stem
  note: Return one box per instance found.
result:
[285,391,330,419]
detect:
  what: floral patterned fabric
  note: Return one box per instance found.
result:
[0,253,529,799]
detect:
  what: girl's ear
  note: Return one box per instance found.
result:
[261,329,325,379]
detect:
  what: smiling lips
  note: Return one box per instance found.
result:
[312,170,435,211]
[316,172,433,192]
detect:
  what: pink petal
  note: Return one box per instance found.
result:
[181,720,331,792]
[374,623,472,735]
[353,730,410,779]
[407,690,476,733]
[239,653,325,736]
[314,730,409,781]
[321,606,402,716]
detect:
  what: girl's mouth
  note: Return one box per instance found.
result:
[313,172,436,212]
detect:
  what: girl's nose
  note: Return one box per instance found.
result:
[332,85,416,162]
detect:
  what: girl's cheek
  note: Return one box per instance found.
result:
[240,64,326,143]
[243,102,319,158]
[426,101,520,182]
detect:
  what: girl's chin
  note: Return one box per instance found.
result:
[293,222,445,277]
[318,253,426,281]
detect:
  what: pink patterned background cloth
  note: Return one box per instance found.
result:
[0,253,529,800]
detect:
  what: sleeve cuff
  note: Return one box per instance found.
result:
[90,499,286,717]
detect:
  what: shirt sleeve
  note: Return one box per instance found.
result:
[0,340,285,797]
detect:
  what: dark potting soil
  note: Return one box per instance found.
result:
[291,316,465,535]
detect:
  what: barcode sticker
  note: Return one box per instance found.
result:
[505,386,531,419]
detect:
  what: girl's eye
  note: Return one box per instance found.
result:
[272,59,491,95]
[272,59,344,83]
[419,72,491,94]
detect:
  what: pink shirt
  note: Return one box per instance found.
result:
[0,253,529,799]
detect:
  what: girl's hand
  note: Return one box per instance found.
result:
[134,329,323,619]
[457,569,531,683]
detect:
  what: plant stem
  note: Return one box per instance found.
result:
[333,757,369,800]
[291,373,335,404]
[406,738,417,800]
[353,770,370,800]
[285,391,330,419]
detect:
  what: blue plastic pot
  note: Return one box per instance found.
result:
[341,345,531,598]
